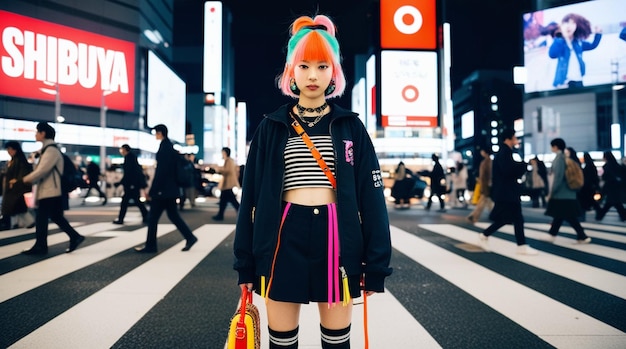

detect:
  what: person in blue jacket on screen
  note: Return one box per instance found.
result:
[548,13,602,88]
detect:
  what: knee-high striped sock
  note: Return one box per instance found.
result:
[320,324,351,348]
[269,326,298,349]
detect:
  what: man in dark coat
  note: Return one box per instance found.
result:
[425,153,447,212]
[478,129,538,255]
[113,144,148,224]
[134,124,198,253]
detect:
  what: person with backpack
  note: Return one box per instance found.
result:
[82,159,107,205]
[543,138,590,243]
[113,144,149,225]
[134,124,198,253]
[13,122,85,255]
[1,141,35,230]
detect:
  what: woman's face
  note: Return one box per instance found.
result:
[293,60,333,102]
[561,19,577,39]
[6,147,16,157]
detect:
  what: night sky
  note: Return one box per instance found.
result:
[175,0,533,134]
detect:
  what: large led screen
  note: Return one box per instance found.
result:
[523,0,626,93]
[147,51,186,143]
[380,50,438,127]
[0,10,135,111]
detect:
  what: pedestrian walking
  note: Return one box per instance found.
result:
[15,122,85,255]
[536,156,549,207]
[82,159,107,205]
[526,157,546,208]
[477,129,538,255]
[1,141,35,230]
[595,151,626,222]
[233,14,392,349]
[544,139,591,243]
[580,152,601,215]
[425,153,447,212]
[212,147,240,221]
[113,144,149,225]
[134,124,198,253]
[467,148,493,223]
[179,154,198,210]
[451,161,468,208]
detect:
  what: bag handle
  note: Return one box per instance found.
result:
[289,115,337,190]
[238,287,252,325]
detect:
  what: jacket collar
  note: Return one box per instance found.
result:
[264,102,358,125]
[40,139,56,150]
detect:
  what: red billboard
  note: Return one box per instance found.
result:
[0,10,135,111]
[380,0,437,50]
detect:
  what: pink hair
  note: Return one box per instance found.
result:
[277,15,346,99]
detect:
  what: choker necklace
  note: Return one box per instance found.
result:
[296,102,328,115]
[295,102,328,127]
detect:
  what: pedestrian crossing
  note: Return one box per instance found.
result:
[0,220,624,348]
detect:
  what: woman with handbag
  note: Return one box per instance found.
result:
[1,141,35,230]
[233,14,392,349]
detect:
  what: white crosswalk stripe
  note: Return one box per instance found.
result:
[9,224,234,349]
[1,221,625,348]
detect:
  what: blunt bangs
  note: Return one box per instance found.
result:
[288,30,338,66]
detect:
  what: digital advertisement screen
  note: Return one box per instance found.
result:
[523,0,626,93]
[380,50,438,127]
[147,51,186,144]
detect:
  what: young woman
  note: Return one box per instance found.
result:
[233,15,392,349]
[1,141,35,229]
[548,13,602,89]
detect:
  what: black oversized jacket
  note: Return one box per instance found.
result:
[233,103,392,292]
[491,144,527,203]
[149,138,180,199]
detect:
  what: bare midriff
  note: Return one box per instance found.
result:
[282,187,336,206]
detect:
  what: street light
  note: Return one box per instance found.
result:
[100,90,113,175]
[611,59,622,154]
[42,81,64,123]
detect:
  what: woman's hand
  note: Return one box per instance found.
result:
[240,283,254,291]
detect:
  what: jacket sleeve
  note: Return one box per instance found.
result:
[548,37,567,58]
[23,147,59,184]
[581,33,601,51]
[352,121,393,291]
[550,155,566,196]
[233,121,266,284]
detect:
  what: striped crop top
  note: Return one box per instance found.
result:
[284,113,335,190]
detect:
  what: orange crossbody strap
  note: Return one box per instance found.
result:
[290,118,337,190]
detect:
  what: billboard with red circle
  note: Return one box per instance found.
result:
[381,50,438,127]
[0,10,136,111]
[380,0,437,50]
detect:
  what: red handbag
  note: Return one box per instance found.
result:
[227,287,260,349]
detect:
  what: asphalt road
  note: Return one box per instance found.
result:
[1,194,625,348]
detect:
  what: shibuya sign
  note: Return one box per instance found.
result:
[0,10,135,111]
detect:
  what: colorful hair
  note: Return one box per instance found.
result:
[277,15,346,99]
